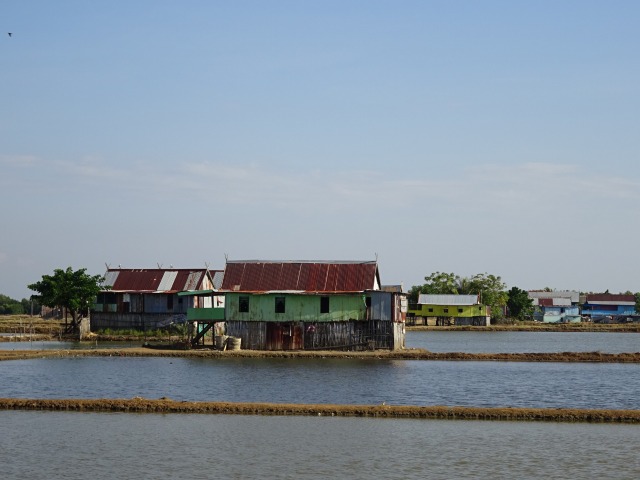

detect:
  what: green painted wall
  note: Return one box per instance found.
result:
[408,304,487,318]
[226,293,367,322]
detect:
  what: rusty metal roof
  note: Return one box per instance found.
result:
[221,260,380,293]
[103,269,222,293]
[585,293,636,305]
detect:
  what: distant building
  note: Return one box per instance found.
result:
[528,291,581,323]
[92,268,223,331]
[581,293,636,321]
[408,294,490,326]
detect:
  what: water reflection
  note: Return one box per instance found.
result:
[2,411,639,480]
[1,356,638,410]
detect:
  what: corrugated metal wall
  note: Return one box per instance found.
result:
[226,320,397,351]
[91,313,187,331]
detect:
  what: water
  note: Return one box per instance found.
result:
[0,339,138,350]
[1,356,639,409]
[2,330,638,353]
[406,330,640,353]
[1,411,638,480]
[2,333,639,478]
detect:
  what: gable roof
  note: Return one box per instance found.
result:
[418,294,480,306]
[536,297,571,307]
[220,260,380,293]
[584,293,636,306]
[103,268,221,293]
[528,290,580,303]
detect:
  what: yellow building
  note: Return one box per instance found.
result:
[408,294,490,326]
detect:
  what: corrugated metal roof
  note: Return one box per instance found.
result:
[538,298,571,307]
[221,260,380,293]
[587,300,635,306]
[103,268,213,293]
[585,293,636,304]
[528,291,579,303]
[212,271,224,290]
[418,294,479,306]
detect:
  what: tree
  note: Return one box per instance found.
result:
[28,267,104,326]
[635,292,640,314]
[0,294,24,314]
[506,286,534,320]
[407,272,458,304]
[463,273,508,319]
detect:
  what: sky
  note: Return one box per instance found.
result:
[2,1,639,300]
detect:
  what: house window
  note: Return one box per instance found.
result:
[458,308,463,313]
[239,296,249,313]
[275,296,286,314]
[320,296,330,314]
[428,308,434,313]
[444,308,449,313]
[167,295,174,310]
[365,297,372,307]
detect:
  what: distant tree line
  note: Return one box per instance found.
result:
[409,273,640,321]
[0,294,41,315]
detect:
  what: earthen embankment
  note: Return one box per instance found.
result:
[1,397,638,423]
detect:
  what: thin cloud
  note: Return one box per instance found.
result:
[0,155,38,167]
[48,158,640,213]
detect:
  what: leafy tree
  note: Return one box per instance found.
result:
[463,273,508,319]
[635,292,640,314]
[0,294,24,314]
[28,267,104,325]
[408,272,458,304]
[506,286,534,320]
[21,297,41,315]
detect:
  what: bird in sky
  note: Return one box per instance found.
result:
[8,32,12,37]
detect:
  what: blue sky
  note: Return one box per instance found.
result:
[2,1,639,300]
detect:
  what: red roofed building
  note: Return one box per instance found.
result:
[582,293,636,321]
[92,268,223,331]
[220,260,405,351]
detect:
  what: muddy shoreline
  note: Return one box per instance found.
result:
[1,397,638,423]
[1,347,640,363]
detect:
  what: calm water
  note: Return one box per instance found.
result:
[406,330,640,353]
[2,330,639,353]
[1,356,639,409]
[1,411,638,480]
[2,338,639,479]
[0,339,143,350]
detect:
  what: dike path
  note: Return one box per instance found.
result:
[1,347,640,363]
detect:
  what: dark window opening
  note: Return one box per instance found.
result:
[458,308,463,313]
[366,297,372,307]
[444,308,449,313]
[167,295,174,310]
[320,296,330,314]
[239,296,250,313]
[428,308,434,313]
[275,297,286,314]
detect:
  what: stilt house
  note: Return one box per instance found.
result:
[408,294,490,326]
[92,268,223,331]
[220,260,406,351]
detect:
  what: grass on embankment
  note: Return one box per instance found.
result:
[1,397,638,424]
